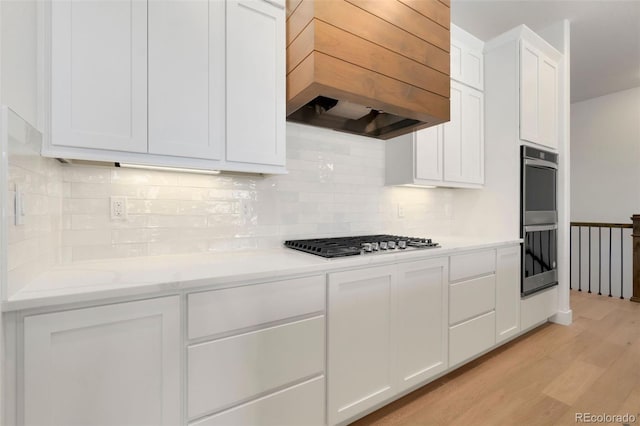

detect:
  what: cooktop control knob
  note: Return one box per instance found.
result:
[380,241,388,250]
[426,239,432,244]
[388,241,396,249]
[371,242,379,251]
[398,240,407,249]
[362,243,372,252]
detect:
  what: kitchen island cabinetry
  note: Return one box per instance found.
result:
[45,0,286,174]
[23,297,181,426]
[328,258,448,425]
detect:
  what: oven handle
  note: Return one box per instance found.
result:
[524,224,558,232]
[524,158,558,169]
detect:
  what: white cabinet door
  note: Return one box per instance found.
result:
[538,57,558,149]
[328,265,396,425]
[148,0,224,159]
[51,0,147,152]
[496,245,521,343]
[520,39,558,149]
[226,0,285,166]
[395,258,448,392]
[23,297,181,426]
[414,125,443,181]
[450,38,483,91]
[520,40,540,144]
[444,82,484,184]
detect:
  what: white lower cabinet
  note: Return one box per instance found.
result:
[328,258,448,425]
[521,286,559,330]
[12,244,537,426]
[395,259,448,392]
[186,275,326,425]
[187,316,324,419]
[23,296,181,426]
[190,377,325,426]
[449,311,496,367]
[496,245,521,342]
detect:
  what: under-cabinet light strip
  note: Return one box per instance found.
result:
[115,162,220,175]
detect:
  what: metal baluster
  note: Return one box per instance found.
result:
[609,227,612,297]
[598,227,602,295]
[588,226,592,293]
[621,228,624,299]
[579,227,582,291]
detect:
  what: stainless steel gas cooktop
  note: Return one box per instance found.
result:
[284,234,440,258]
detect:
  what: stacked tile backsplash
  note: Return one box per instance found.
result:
[60,124,455,262]
[5,110,63,297]
[5,122,455,295]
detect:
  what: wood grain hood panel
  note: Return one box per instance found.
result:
[286,0,451,140]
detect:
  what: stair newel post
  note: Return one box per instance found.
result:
[631,215,640,302]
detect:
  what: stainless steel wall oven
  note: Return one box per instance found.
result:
[521,146,558,296]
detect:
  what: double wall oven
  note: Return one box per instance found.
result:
[521,146,558,296]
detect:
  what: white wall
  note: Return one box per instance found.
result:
[1,0,39,128]
[571,86,640,222]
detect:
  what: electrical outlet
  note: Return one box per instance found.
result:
[110,196,127,220]
[240,200,252,221]
[397,203,405,218]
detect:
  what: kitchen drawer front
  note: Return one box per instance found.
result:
[449,311,495,367]
[190,376,324,426]
[188,316,324,419]
[187,275,324,339]
[449,274,496,325]
[449,249,496,282]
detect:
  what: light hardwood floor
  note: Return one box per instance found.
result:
[353,290,640,426]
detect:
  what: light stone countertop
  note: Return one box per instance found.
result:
[3,237,522,312]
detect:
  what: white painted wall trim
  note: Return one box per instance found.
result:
[539,20,572,324]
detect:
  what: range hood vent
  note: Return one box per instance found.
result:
[286,0,451,139]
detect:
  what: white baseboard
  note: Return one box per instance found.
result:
[550,309,572,325]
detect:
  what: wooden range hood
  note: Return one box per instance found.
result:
[286,0,450,140]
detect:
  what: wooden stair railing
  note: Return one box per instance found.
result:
[632,215,640,302]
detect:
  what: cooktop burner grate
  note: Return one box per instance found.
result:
[284,234,439,258]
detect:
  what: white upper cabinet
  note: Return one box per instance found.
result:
[443,82,484,184]
[450,24,484,91]
[51,0,148,153]
[148,0,224,160]
[227,0,285,167]
[519,38,559,150]
[385,25,484,189]
[47,0,286,174]
[414,125,443,182]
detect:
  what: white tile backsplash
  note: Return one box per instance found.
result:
[6,111,62,298]
[6,123,455,277]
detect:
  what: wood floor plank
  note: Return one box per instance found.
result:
[353,292,640,426]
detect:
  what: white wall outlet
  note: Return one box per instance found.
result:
[240,199,252,222]
[110,196,127,220]
[397,203,405,218]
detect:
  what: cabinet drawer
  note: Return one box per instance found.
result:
[190,376,324,426]
[188,275,324,339]
[188,316,324,419]
[449,311,495,367]
[521,286,558,330]
[449,274,496,325]
[450,249,496,282]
